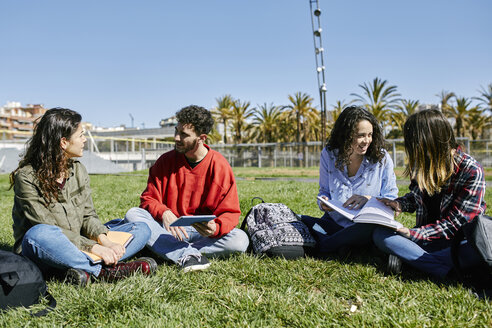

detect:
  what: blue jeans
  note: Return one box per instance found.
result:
[22,220,151,277]
[372,226,483,278]
[302,212,376,253]
[124,207,249,263]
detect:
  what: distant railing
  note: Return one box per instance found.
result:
[1,132,491,170]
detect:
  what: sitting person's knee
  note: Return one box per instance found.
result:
[229,229,249,253]
[372,226,394,245]
[133,221,152,239]
[24,224,61,243]
[22,224,62,253]
[125,207,150,222]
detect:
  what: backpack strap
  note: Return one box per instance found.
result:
[250,197,265,207]
[31,291,57,317]
[239,207,254,254]
[240,197,265,231]
[240,208,253,231]
[239,197,266,254]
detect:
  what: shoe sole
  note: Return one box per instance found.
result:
[65,269,90,286]
[136,257,158,274]
[387,254,402,275]
[182,262,211,273]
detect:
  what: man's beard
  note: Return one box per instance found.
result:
[175,138,198,154]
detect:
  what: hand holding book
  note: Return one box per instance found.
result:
[82,231,134,264]
[342,194,371,210]
[376,197,403,217]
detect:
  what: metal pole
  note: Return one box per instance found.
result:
[309,0,328,144]
[392,141,397,167]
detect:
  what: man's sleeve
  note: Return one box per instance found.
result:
[209,164,241,238]
[140,161,171,222]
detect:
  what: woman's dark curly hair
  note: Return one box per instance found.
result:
[326,105,385,170]
[175,105,214,135]
[10,108,82,205]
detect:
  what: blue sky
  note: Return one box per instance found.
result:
[1,0,490,128]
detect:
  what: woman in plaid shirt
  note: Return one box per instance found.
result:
[373,109,486,277]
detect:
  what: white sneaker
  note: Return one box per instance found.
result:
[179,254,210,273]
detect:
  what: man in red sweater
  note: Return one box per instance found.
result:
[125,105,249,272]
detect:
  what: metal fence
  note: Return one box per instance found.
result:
[211,138,492,169]
[2,137,491,172]
[86,137,491,170]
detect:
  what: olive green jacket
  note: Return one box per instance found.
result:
[12,161,108,254]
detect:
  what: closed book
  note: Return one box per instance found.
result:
[82,231,134,264]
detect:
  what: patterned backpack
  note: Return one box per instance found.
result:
[240,198,316,259]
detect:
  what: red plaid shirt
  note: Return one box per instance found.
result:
[397,150,486,242]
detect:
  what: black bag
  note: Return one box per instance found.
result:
[0,250,56,316]
[240,197,316,259]
[451,214,492,296]
[452,214,492,269]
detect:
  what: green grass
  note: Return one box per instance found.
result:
[1,173,491,327]
[232,166,492,181]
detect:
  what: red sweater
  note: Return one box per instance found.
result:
[139,145,240,238]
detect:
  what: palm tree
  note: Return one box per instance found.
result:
[308,110,322,143]
[252,103,283,143]
[206,126,222,144]
[230,100,254,144]
[474,83,492,113]
[277,111,296,143]
[436,90,456,112]
[350,77,401,124]
[467,106,492,139]
[212,95,234,144]
[445,96,478,137]
[285,92,317,143]
[327,100,350,130]
[390,99,420,136]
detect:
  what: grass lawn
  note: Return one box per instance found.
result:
[232,166,492,181]
[0,171,491,327]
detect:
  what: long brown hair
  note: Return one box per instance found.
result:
[403,109,457,195]
[326,106,386,170]
[10,108,82,204]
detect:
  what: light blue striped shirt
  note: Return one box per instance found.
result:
[318,148,398,227]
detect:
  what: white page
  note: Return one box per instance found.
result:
[357,198,394,220]
[317,196,359,220]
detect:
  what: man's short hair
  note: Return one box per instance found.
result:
[175,105,214,135]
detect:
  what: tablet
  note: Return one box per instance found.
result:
[170,215,216,227]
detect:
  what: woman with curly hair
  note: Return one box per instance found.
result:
[302,106,398,255]
[11,108,156,285]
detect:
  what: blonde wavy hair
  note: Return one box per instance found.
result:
[403,109,457,195]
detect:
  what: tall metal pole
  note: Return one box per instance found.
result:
[309,0,327,145]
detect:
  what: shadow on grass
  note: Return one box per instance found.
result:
[317,244,491,300]
[0,242,13,251]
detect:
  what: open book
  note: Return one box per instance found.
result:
[317,196,403,229]
[82,230,134,264]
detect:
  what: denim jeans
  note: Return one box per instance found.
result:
[372,226,483,278]
[124,207,249,263]
[301,212,377,253]
[21,220,151,277]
